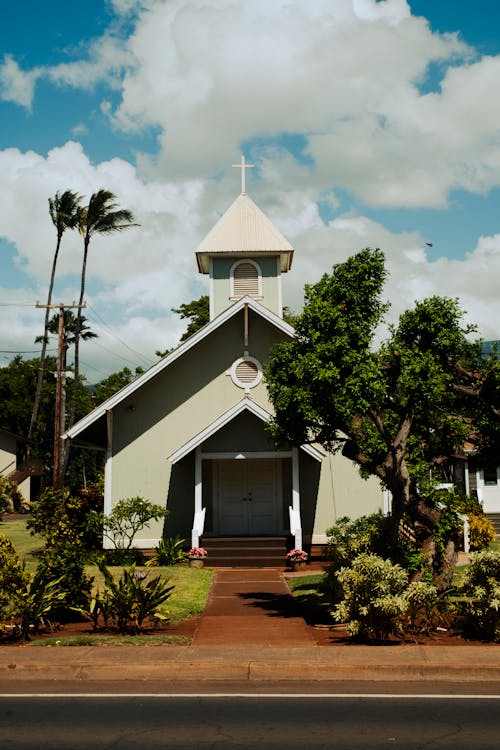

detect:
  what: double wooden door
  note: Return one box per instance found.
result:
[214,459,281,535]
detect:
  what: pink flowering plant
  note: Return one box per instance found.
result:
[188,547,208,559]
[286,549,308,562]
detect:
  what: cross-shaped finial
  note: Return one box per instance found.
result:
[232,155,254,194]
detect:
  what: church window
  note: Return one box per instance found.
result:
[230,356,263,390]
[231,260,261,298]
[483,466,498,486]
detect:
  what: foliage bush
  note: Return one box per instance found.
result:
[103,548,145,565]
[27,488,93,615]
[468,514,495,551]
[0,476,24,516]
[28,485,103,550]
[0,533,29,630]
[88,496,169,551]
[460,550,500,641]
[81,563,175,634]
[146,536,187,566]
[324,514,424,603]
[9,570,67,640]
[402,580,443,635]
[333,553,409,641]
[36,535,92,616]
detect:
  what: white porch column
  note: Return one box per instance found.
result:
[103,410,113,549]
[291,446,302,550]
[192,446,203,547]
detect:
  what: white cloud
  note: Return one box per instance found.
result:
[3,0,500,377]
[46,35,133,91]
[0,141,209,376]
[107,0,479,209]
[2,138,500,378]
[4,0,498,210]
[0,55,41,110]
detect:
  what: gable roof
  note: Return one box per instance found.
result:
[64,296,295,442]
[196,193,294,273]
[168,399,324,463]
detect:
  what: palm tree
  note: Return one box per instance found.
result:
[38,310,97,369]
[28,190,82,445]
[62,190,137,457]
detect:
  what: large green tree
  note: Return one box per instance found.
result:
[156,295,210,357]
[0,355,95,488]
[266,248,496,567]
[92,366,144,405]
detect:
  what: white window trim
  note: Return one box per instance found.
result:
[230,355,263,391]
[230,258,263,299]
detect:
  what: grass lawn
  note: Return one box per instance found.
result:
[88,563,212,624]
[489,538,500,553]
[0,518,44,563]
[287,572,333,624]
[1,516,213,627]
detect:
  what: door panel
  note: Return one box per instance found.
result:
[216,461,247,534]
[214,459,281,534]
[248,460,278,533]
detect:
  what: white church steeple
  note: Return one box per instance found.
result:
[196,159,294,320]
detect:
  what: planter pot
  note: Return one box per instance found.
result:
[288,560,303,572]
[189,558,204,568]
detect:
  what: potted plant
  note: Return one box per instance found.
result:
[286,548,308,572]
[187,547,208,568]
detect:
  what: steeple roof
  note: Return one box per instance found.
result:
[196,192,294,273]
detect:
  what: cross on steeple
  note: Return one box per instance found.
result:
[232,155,254,194]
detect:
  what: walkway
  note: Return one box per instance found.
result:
[192,568,316,646]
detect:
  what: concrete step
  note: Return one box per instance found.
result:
[201,536,288,568]
[486,513,500,535]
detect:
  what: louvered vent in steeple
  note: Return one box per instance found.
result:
[233,261,259,298]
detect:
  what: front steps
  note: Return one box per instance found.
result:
[486,513,500,536]
[200,536,288,567]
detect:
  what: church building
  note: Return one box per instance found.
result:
[66,162,386,563]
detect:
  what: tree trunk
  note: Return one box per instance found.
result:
[61,237,89,483]
[28,233,63,447]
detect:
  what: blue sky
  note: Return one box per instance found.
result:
[1,0,500,379]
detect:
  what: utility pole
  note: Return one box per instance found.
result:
[36,302,85,490]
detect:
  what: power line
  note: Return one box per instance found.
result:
[0,348,58,354]
[90,338,152,369]
[87,305,155,367]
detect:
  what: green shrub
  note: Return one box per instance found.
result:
[468,514,495,551]
[403,580,443,634]
[146,536,187,566]
[460,550,500,641]
[9,570,67,640]
[0,476,23,516]
[28,486,103,551]
[324,514,423,603]
[334,553,408,642]
[0,534,29,626]
[97,563,174,633]
[103,548,145,565]
[88,496,169,551]
[36,536,93,615]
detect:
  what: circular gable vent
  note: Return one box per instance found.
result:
[231,356,263,389]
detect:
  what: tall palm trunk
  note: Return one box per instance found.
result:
[62,190,137,481]
[27,232,63,446]
[28,191,81,453]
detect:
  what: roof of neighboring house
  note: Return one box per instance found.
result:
[0,428,28,444]
[196,192,294,273]
[64,295,295,444]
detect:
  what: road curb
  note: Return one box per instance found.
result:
[3,658,500,683]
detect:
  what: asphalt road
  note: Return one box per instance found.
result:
[2,694,500,749]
